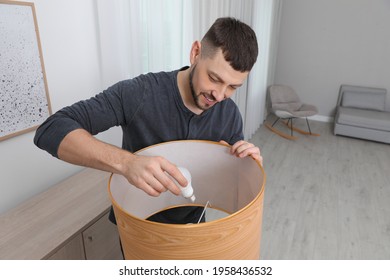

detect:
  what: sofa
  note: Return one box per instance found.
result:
[334,85,390,144]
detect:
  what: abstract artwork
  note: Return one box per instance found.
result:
[0,1,51,141]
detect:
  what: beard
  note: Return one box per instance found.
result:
[189,65,212,111]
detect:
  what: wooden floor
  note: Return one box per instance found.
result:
[249,117,390,259]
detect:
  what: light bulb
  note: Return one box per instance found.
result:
[177,167,196,202]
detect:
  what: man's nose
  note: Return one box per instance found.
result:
[212,86,227,102]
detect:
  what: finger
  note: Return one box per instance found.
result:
[160,162,184,195]
[219,140,229,146]
[146,176,168,193]
[230,141,264,165]
[236,145,257,158]
[249,150,262,161]
[153,171,181,196]
[258,156,264,166]
[136,181,160,197]
[250,153,264,167]
[230,140,246,154]
[234,142,255,156]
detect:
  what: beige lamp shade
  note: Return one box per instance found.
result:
[108,140,265,259]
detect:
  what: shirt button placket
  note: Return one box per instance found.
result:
[186,115,197,139]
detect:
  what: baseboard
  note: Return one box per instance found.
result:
[308,115,334,123]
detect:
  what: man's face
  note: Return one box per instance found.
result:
[189,48,248,112]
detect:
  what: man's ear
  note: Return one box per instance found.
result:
[189,41,202,64]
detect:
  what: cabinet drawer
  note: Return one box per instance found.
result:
[82,212,123,260]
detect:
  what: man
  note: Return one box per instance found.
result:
[34,17,262,224]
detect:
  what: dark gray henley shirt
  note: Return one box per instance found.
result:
[34,67,244,156]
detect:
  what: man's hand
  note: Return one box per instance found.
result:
[58,129,188,197]
[220,140,263,166]
[121,154,187,197]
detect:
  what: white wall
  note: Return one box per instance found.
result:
[0,0,121,214]
[274,0,390,119]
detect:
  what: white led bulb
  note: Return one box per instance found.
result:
[177,167,196,202]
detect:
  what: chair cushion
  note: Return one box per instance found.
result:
[342,91,386,111]
[336,107,390,131]
[272,102,302,112]
[270,85,318,117]
[290,104,318,117]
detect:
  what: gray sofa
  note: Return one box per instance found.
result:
[334,85,390,144]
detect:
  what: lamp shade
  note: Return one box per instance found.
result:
[108,140,265,259]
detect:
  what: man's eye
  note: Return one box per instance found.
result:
[209,75,218,82]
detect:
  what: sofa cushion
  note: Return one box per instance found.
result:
[342,91,386,111]
[336,107,390,131]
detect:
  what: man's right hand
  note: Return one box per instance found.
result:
[58,129,187,197]
[121,154,186,197]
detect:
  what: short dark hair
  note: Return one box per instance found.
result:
[201,17,258,72]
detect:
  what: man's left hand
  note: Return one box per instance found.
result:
[220,140,263,166]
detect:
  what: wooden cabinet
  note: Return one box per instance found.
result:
[46,211,123,260]
[0,168,123,260]
[82,212,123,260]
[47,234,86,260]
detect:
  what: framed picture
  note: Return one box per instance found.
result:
[0,0,51,141]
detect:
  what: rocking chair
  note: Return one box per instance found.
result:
[265,85,320,140]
